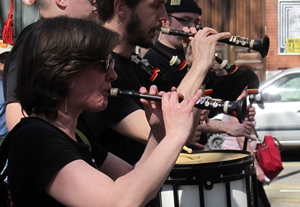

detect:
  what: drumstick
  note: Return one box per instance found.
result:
[183,146,193,154]
[179,153,201,159]
[243,123,259,150]
[251,123,259,138]
[250,122,259,140]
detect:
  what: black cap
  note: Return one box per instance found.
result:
[165,0,202,15]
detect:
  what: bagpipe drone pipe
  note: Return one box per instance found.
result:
[130,53,189,92]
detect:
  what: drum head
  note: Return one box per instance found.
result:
[176,150,249,165]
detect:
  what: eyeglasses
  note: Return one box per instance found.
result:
[99,58,115,71]
[168,14,201,28]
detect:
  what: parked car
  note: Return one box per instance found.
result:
[207,67,300,151]
[253,67,300,151]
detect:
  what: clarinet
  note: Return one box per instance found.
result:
[110,88,247,124]
[160,27,270,58]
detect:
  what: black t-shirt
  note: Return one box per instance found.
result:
[143,41,188,91]
[7,117,108,207]
[78,52,151,165]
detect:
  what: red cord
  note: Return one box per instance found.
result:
[2,0,14,45]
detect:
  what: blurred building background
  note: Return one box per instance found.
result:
[197,0,300,81]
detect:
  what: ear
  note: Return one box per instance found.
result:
[55,0,67,8]
[115,0,128,18]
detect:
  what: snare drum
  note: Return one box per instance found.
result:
[157,150,257,207]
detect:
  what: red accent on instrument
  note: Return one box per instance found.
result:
[178,59,187,71]
[228,65,239,74]
[247,89,259,94]
[150,68,160,81]
[204,89,213,95]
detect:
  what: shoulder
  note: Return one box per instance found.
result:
[9,118,65,146]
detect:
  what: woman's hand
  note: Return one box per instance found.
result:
[139,85,166,139]
[162,89,203,143]
[140,86,203,145]
[139,85,164,128]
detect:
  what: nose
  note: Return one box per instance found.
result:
[90,0,96,6]
[107,67,118,82]
[159,4,168,24]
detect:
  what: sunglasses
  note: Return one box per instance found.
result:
[99,57,115,71]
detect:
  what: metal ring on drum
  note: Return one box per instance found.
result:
[156,150,258,207]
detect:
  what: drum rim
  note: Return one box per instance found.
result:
[169,150,255,184]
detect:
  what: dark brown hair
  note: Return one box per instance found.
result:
[15,16,119,119]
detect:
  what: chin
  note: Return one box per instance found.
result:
[138,40,153,49]
[89,102,108,112]
[98,102,108,111]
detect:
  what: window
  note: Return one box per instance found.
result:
[262,74,300,102]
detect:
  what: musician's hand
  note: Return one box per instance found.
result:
[186,122,208,150]
[181,26,198,46]
[190,27,231,69]
[184,46,194,67]
[247,106,256,121]
[199,109,210,126]
[162,89,202,142]
[139,85,164,128]
[181,27,197,65]
[226,121,256,140]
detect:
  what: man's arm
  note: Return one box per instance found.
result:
[176,28,231,142]
[198,119,254,138]
[177,28,231,96]
[112,108,165,166]
[111,109,150,144]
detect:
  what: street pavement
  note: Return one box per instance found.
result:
[264,162,300,207]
